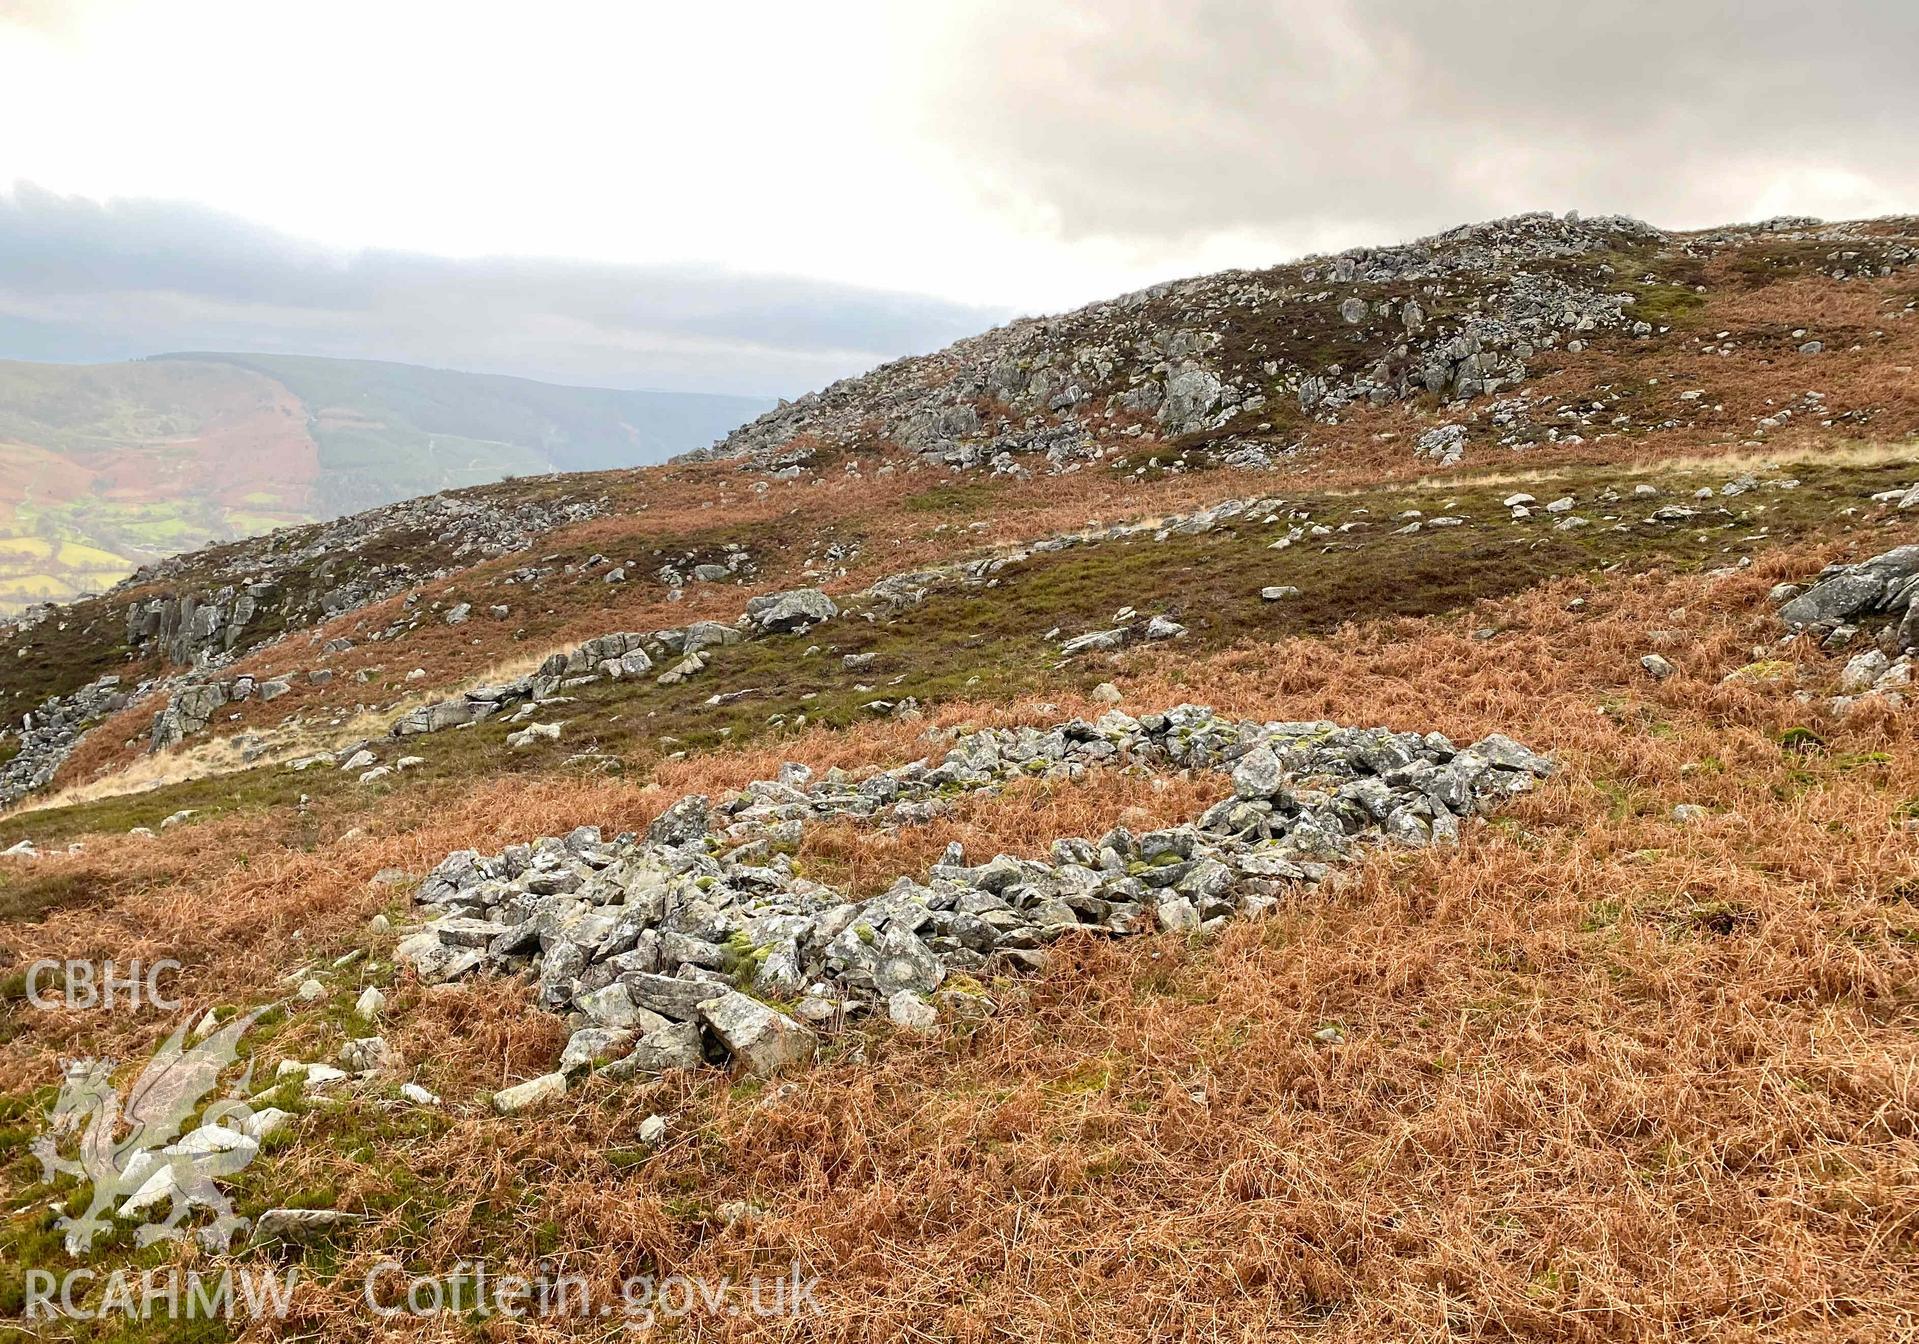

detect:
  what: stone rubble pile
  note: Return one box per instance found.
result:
[388,587,841,738]
[0,674,145,807]
[399,706,1552,1087]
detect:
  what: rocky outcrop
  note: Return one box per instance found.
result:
[1769,542,1919,714]
[371,490,1305,751]
[689,213,1919,483]
[124,585,278,666]
[744,588,839,632]
[1777,545,1919,640]
[400,705,1551,1083]
[384,590,837,742]
[147,673,291,751]
[687,212,1667,477]
[122,489,609,669]
[0,674,144,807]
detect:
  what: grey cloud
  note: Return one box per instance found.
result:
[0,183,1005,396]
[922,0,1919,249]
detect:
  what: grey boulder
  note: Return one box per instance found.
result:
[698,991,817,1077]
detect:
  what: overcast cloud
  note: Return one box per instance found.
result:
[0,0,1913,396]
[0,185,1004,396]
[918,0,1919,254]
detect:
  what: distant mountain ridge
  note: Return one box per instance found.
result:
[0,351,770,612]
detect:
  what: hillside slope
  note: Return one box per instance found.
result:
[2,213,1918,1341]
[0,353,770,612]
[698,211,1915,475]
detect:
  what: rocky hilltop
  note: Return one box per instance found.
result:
[695,212,1916,475]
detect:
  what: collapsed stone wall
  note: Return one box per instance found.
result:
[400,705,1552,1085]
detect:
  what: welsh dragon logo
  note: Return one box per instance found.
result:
[32,1005,271,1256]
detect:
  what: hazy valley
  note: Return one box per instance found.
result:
[0,352,769,612]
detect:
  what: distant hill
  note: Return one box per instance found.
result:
[0,352,769,611]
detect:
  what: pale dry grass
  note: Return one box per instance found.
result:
[8,698,410,819]
[1415,437,1919,493]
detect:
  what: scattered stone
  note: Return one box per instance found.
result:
[1839,650,1891,694]
[748,588,839,633]
[277,1060,349,1089]
[492,1071,568,1114]
[886,991,939,1033]
[256,1208,355,1243]
[1721,660,1795,686]
[507,722,563,749]
[560,1027,638,1076]
[1415,423,1467,466]
[244,1108,293,1140]
[1059,629,1128,656]
[622,1022,705,1075]
[340,1037,395,1072]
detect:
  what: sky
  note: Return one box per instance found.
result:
[0,0,1913,397]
